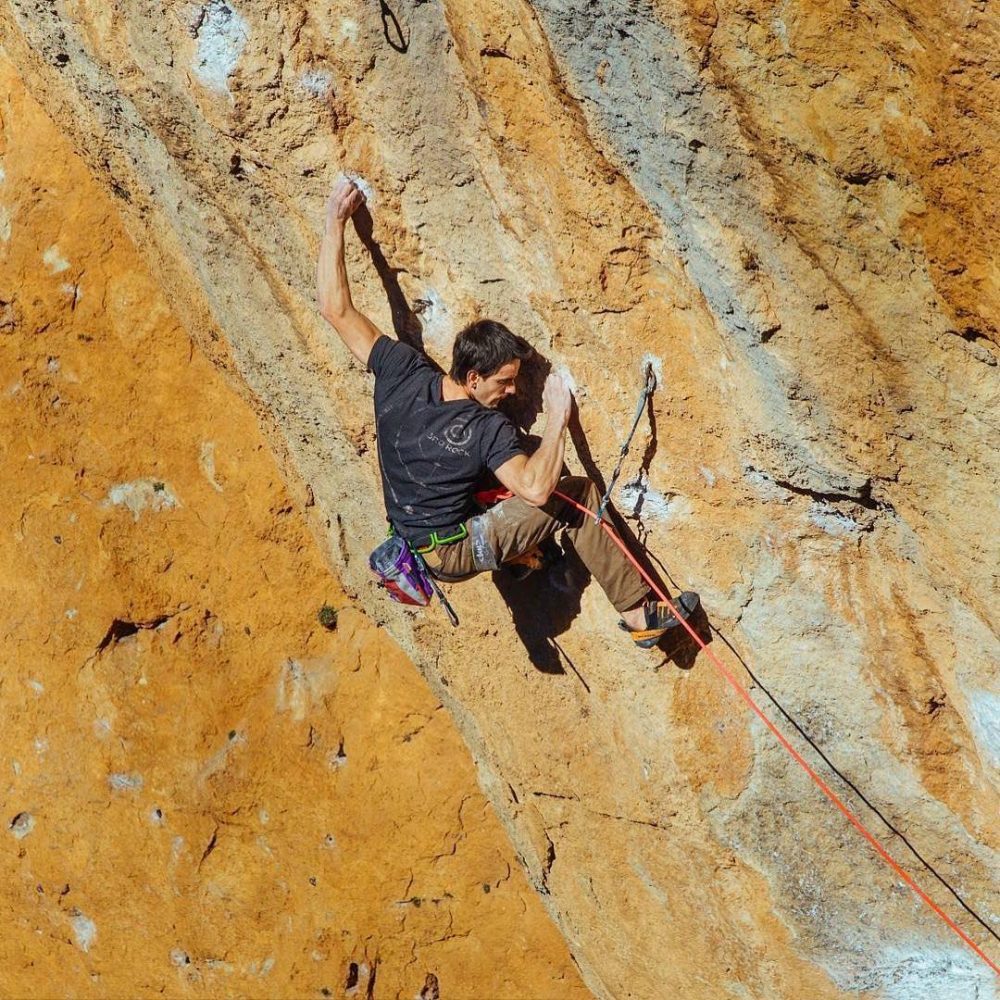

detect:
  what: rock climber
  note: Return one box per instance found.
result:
[317,177,699,647]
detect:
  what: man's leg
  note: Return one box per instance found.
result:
[546,479,700,643]
[431,476,699,646]
[436,476,649,613]
[537,477,650,613]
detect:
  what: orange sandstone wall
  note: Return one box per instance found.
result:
[1,2,998,998]
[0,58,588,999]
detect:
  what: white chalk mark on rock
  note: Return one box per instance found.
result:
[340,18,359,42]
[630,859,670,907]
[70,911,97,953]
[743,467,794,503]
[0,206,11,243]
[276,657,336,722]
[772,17,791,55]
[808,503,862,537]
[9,812,35,839]
[299,69,333,97]
[618,476,678,521]
[640,352,664,388]
[327,743,348,770]
[104,478,180,521]
[108,772,143,793]
[192,1,249,97]
[964,688,1000,771]
[198,729,247,783]
[414,288,451,350]
[247,956,276,977]
[199,442,224,492]
[170,947,191,967]
[43,245,70,273]
[276,659,309,721]
[862,946,996,1000]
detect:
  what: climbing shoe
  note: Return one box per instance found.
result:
[620,592,700,649]
[504,539,563,581]
[505,545,546,581]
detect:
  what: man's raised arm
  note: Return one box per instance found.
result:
[494,374,573,506]
[317,178,384,367]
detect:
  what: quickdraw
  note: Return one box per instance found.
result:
[595,360,657,524]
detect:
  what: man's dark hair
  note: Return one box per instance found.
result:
[449,320,533,383]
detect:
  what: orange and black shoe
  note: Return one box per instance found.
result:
[620,592,700,648]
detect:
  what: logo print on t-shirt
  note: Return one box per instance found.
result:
[444,421,473,450]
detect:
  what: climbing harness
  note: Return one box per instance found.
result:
[595,361,657,523]
[553,487,1000,976]
[411,523,469,555]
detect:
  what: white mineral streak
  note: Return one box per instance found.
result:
[192,1,249,97]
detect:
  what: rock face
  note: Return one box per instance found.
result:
[0,58,587,998]
[1,1,998,997]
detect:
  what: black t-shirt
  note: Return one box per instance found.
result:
[368,336,524,541]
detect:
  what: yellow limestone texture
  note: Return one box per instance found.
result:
[0,59,588,998]
[1,0,998,998]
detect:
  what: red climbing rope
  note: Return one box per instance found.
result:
[552,489,1000,977]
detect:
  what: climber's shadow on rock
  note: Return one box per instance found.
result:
[352,205,431,358]
[653,601,711,670]
[491,537,591,675]
[639,545,713,670]
[500,348,549,434]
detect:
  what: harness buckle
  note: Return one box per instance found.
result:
[415,522,469,554]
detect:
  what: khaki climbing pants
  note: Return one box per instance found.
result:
[421,476,650,613]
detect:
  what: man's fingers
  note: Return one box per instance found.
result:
[324,177,366,234]
[330,177,358,203]
[329,179,366,216]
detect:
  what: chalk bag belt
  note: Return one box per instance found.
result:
[410,522,469,555]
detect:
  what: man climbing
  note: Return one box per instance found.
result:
[317,177,698,647]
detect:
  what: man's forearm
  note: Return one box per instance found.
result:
[521,416,568,503]
[317,223,353,319]
[317,179,382,365]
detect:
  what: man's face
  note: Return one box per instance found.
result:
[468,360,520,408]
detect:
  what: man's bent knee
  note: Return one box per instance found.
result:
[556,475,600,511]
